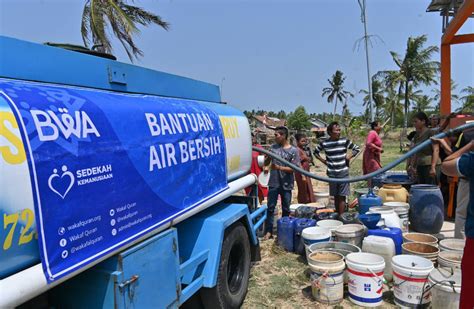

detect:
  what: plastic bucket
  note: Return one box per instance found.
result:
[311,270,344,305]
[402,242,439,266]
[302,227,331,247]
[429,267,461,309]
[316,219,343,239]
[307,251,345,274]
[307,241,361,258]
[439,238,465,252]
[314,191,330,206]
[392,255,434,307]
[437,251,462,269]
[346,252,385,307]
[335,224,365,248]
[403,232,438,247]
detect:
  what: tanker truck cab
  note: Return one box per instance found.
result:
[0,36,266,308]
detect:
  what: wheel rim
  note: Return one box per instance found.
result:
[227,241,245,294]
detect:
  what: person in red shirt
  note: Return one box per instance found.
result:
[363,121,383,187]
[245,133,268,204]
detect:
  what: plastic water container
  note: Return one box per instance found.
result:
[367,227,403,255]
[368,206,401,229]
[409,184,444,234]
[277,217,297,251]
[358,189,382,214]
[302,227,331,247]
[293,218,316,255]
[384,202,409,233]
[346,252,385,307]
[362,236,396,282]
[392,255,434,308]
[429,267,461,309]
[378,184,408,203]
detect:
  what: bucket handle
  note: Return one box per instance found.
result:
[366,268,386,286]
[311,271,337,304]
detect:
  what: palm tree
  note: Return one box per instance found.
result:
[459,86,474,113]
[81,0,169,61]
[377,35,439,129]
[431,79,460,110]
[413,95,433,113]
[322,70,354,120]
[360,78,385,120]
[381,83,403,127]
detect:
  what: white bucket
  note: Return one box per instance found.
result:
[316,219,343,239]
[314,191,330,206]
[429,267,461,309]
[346,252,385,307]
[302,227,331,247]
[289,204,303,216]
[307,251,345,274]
[311,270,344,305]
[362,236,396,282]
[392,255,434,307]
[439,238,465,252]
[437,250,462,269]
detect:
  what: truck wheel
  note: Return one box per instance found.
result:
[201,223,251,309]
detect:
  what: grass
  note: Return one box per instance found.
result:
[243,131,404,308]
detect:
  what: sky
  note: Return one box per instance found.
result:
[1,0,473,116]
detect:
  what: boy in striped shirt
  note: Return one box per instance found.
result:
[314,121,360,214]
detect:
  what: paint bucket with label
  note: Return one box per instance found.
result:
[392,255,434,308]
[346,252,385,307]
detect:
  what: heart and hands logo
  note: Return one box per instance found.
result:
[48,165,75,199]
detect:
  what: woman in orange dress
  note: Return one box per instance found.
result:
[294,133,315,203]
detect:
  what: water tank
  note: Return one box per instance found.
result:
[0,80,252,279]
[409,185,444,234]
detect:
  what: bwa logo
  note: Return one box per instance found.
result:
[48,165,75,199]
[31,107,100,142]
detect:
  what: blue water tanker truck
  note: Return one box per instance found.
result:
[0,36,266,308]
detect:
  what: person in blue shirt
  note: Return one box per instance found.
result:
[441,139,474,308]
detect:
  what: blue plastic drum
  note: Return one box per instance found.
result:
[409,184,444,234]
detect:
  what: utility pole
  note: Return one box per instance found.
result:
[220,77,226,102]
[358,0,374,122]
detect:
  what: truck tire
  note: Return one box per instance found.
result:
[201,223,251,309]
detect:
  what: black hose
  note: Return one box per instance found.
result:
[253,122,474,184]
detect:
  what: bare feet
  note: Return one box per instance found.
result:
[263,232,273,240]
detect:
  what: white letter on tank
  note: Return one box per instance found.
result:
[145,113,160,136]
[149,146,162,171]
[179,141,189,163]
[31,110,59,141]
[81,111,101,138]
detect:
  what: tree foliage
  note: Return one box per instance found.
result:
[322,70,354,119]
[81,0,169,61]
[287,106,312,131]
